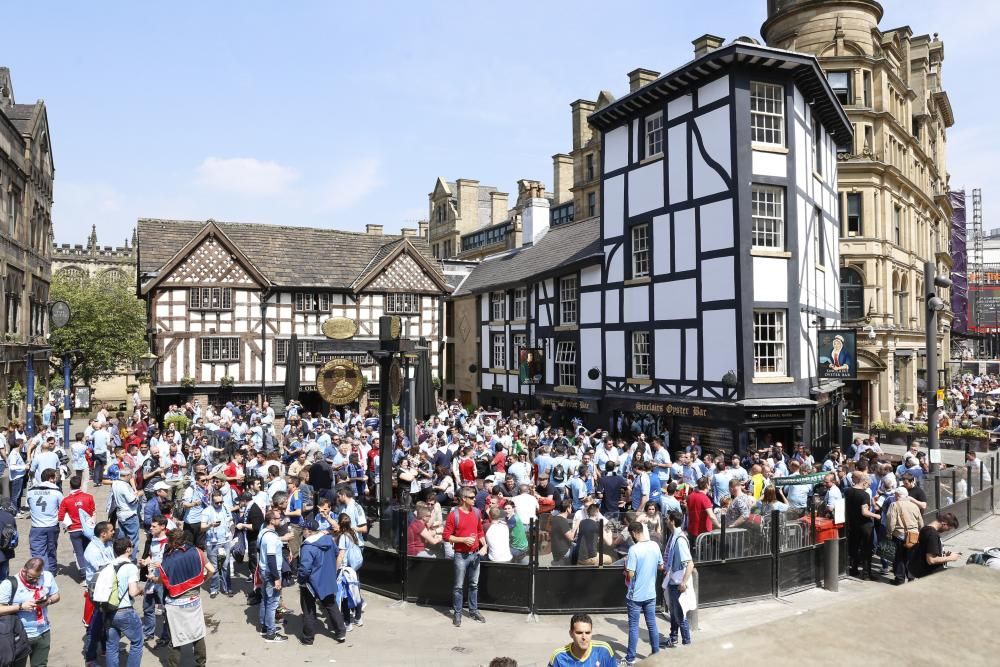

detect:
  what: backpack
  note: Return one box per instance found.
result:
[0,518,18,553]
[92,561,127,614]
[0,577,30,665]
[341,536,364,571]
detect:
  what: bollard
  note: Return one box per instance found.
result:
[687,568,700,631]
[823,536,839,592]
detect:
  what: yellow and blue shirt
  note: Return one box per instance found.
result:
[548,640,615,667]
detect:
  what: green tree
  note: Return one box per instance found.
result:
[48,274,147,389]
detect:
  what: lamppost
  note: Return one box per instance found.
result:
[924,261,952,473]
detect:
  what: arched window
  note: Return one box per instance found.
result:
[57,266,86,285]
[101,269,126,284]
[840,267,864,322]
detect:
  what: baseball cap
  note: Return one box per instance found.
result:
[303,519,321,532]
[152,481,170,492]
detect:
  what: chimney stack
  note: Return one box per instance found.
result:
[692,34,725,58]
[518,179,551,247]
[628,68,660,93]
[401,227,416,238]
[418,220,429,239]
[552,154,573,205]
[365,223,384,235]
[490,191,509,225]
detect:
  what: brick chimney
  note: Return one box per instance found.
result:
[365,224,384,235]
[692,34,725,58]
[628,68,660,93]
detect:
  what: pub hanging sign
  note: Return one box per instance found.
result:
[817,329,857,379]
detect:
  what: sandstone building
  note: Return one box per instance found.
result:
[762,0,955,426]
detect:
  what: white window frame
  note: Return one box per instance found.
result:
[555,341,577,387]
[631,331,650,379]
[750,81,784,146]
[645,111,663,157]
[752,310,786,377]
[490,292,506,321]
[512,287,527,321]
[201,337,241,363]
[512,333,527,361]
[751,185,785,250]
[189,287,233,311]
[385,293,419,315]
[631,224,650,278]
[559,276,578,325]
[491,332,506,370]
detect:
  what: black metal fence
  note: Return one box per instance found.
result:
[354,454,997,614]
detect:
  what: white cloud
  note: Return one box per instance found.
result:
[318,158,381,212]
[195,157,299,196]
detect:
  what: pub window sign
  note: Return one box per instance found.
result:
[818,329,857,379]
[518,348,545,385]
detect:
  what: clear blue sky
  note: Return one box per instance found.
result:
[4,0,997,246]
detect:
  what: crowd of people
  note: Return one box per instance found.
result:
[0,388,991,666]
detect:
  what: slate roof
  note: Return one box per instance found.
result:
[453,217,602,296]
[4,103,36,134]
[137,218,443,290]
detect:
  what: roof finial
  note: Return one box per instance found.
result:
[88,224,98,250]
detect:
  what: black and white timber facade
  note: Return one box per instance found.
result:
[455,41,853,454]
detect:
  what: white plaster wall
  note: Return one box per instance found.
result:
[628,161,664,216]
[604,175,625,238]
[654,279,696,320]
[581,291,601,325]
[605,125,628,172]
[702,309,737,380]
[652,213,672,275]
[605,289,620,324]
[752,257,788,302]
[581,328,602,389]
[654,329,680,379]
[699,199,734,253]
[685,329,699,381]
[668,94,692,121]
[668,124,687,204]
[752,150,786,178]
[698,74,729,107]
[606,330,625,377]
[674,209,696,272]
[701,256,735,302]
[581,264,602,287]
[606,245,624,284]
[623,285,649,323]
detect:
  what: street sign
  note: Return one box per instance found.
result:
[773,472,827,486]
[50,300,71,329]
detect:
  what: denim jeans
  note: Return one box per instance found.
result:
[205,542,231,594]
[69,530,89,573]
[259,580,280,635]
[142,582,166,640]
[9,476,24,512]
[625,597,660,662]
[116,514,140,562]
[666,584,691,644]
[451,551,481,616]
[28,525,59,575]
[93,454,107,486]
[106,607,144,667]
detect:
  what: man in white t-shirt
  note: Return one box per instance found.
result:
[104,537,144,667]
[510,485,539,526]
[484,506,512,562]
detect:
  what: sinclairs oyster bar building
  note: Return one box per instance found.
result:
[455,38,853,455]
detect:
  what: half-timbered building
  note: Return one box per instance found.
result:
[137,219,450,414]
[455,39,853,455]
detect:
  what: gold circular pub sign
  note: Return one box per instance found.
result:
[321,316,358,340]
[317,358,365,405]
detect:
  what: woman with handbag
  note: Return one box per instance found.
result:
[886,486,924,585]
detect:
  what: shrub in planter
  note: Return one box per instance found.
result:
[163,414,191,434]
[912,423,929,435]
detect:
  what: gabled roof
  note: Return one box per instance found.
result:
[351,237,451,293]
[137,218,446,293]
[139,220,271,295]
[588,42,854,144]
[453,217,602,296]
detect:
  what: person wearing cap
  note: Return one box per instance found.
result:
[144,482,171,533]
[111,467,142,561]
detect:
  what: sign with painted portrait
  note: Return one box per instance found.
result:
[818,329,857,379]
[518,348,545,385]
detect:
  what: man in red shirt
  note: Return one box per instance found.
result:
[223,450,246,494]
[442,487,486,627]
[685,476,718,539]
[456,447,477,487]
[57,475,96,576]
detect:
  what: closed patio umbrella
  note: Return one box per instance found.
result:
[284,332,300,402]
